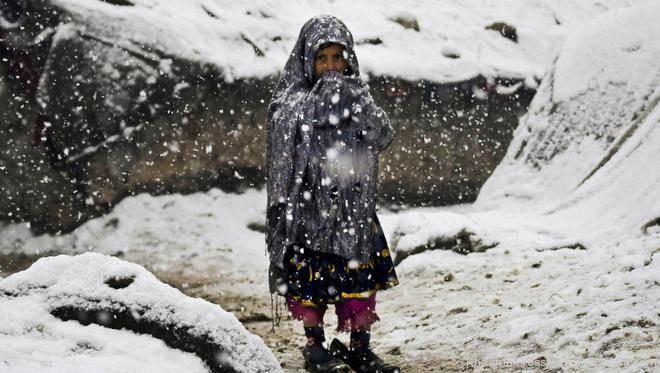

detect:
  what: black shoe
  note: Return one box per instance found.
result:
[302,343,351,372]
[330,338,401,373]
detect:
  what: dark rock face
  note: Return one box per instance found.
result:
[0,4,535,233]
[0,1,81,232]
[370,75,535,206]
[485,22,518,43]
[51,305,239,373]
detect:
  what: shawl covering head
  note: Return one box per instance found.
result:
[266,15,395,272]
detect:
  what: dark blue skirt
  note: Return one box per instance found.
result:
[275,213,398,306]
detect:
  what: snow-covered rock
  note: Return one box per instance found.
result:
[0,252,281,372]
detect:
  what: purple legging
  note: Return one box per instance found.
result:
[286,294,379,332]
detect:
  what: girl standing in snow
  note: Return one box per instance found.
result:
[266,15,400,373]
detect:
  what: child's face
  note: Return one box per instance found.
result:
[313,43,348,80]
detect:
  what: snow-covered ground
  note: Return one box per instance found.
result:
[0,188,270,294]
[1,1,659,372]
[0,187,273,303]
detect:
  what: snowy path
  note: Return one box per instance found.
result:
[125,251,469,372]
[0,207,466,372]
[142,229,659,372]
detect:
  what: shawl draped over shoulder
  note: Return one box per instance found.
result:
[266,15,395,272]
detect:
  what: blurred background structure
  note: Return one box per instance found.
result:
[0,0,630,234]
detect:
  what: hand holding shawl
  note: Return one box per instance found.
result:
[312,71,396,153]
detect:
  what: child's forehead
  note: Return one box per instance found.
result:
[316,43,345,55]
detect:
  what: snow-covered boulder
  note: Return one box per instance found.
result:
[0,252,281,372]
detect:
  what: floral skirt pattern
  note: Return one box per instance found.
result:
[283,213,399,306]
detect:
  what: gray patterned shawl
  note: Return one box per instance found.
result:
[266,15,395,268]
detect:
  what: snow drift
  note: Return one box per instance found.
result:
[379,4,660,371]
[0,253,281,373]
[476,3,660,243]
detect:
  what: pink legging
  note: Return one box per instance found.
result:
[286,294,379,332]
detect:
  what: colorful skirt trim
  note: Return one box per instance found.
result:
[282,213,399,306]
